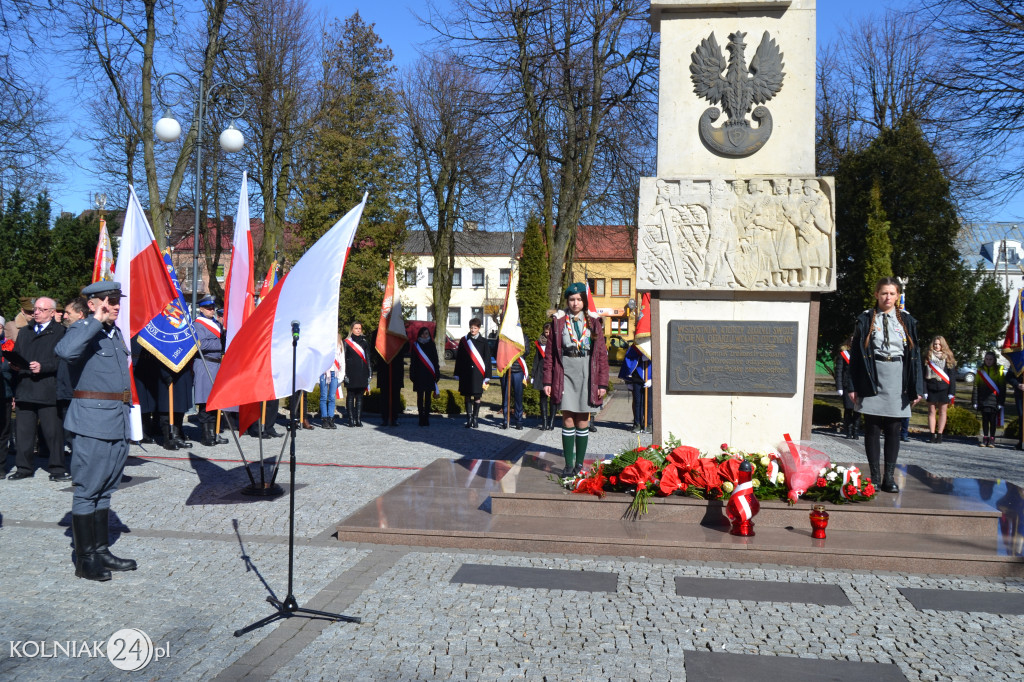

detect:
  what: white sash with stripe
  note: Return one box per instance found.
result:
[345,337,368,365]
[928,359,950,385]
[464,336,486,377]
[414,342,440,396]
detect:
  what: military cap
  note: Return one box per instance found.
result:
[81,281,123,299]
[18,296,34,313]
[197,295,217,308]
[564,282,587,299]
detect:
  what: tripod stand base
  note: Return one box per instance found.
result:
[240,483,285,497]
[233,595,361,637]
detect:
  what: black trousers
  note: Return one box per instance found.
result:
[981,409,999,438]
[15,401,65,475]
[630,382,653,427]
[0,398,12,451]
[863,414,902,468]
[500,372,525,424]
[416,391,431,415]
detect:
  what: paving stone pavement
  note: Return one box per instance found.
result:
[1,389,1023,680]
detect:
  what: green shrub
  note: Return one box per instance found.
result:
[432,389,465,415]
[522,386,540,417]
[945,405,981,437]
[363,388,407,414]
[1004,417,1020,439]
[812,400,842,425]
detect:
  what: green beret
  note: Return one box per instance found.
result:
[564,282,587,299]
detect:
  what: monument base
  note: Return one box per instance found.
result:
[335,455,1024,577]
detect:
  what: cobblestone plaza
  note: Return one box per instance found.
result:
[2,392,1024,680]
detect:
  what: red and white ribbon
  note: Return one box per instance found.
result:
[727,481,759,522]
[414,342,440,396]
[195,316,221,338]
[928,360,950,385]
[463,336,486,377]
[345,337,367,365]
[840,349,850,364]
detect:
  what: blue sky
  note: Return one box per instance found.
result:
[45,0,1023,223]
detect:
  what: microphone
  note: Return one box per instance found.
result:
[291,320,300,339]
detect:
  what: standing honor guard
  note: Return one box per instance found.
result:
[410,327,440,427]
[455,318,491,429]
[194,295,228,446]
[531,322,556,430]
[619,338,653,433]
[342,322,371,427]
[55,281,137,581]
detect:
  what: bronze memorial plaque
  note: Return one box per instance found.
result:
[667,320,798,394]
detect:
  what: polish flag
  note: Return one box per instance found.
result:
[258,261,278,300]
[375,259,408,364]
[115,185,180,439]
[207,194,367,414]
[224,171,255,347]
[585,279,599,318]
[496,267,524,375]
[92,217,115,282]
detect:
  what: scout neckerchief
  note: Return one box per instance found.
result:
[565,312,590,351]
[463,334,486,377]
[414,341,440,396]
[345,337,368,365]
[927,358,950,385]
[980,366,1000,396]
[840,349,850,364]
[195,316,221,338]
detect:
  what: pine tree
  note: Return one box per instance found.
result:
[822,117,1005,354]
[0,191,51,317]
[862,180,893,308]
[45,213,106,305]
[517,213,550,358]
[294,12,407,329]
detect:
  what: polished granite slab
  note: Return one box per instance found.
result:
[683,651,908,682]
[451,563,618,592]
[898,587,1024,615]
[674,576,851,606]
[335,454,1024,576]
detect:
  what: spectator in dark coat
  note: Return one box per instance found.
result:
[454,318,491,429]
[409,327,440,427]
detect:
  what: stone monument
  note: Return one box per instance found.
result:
[642,0,832,451]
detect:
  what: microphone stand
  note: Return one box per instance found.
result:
[233,320,360,637]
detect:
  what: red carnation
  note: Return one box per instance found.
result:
[1,338,13,352]
[862,483,875,496]
[609,475,618,486]
[635,446,648,452]
[844,484,858,498]
[816,477,828,488]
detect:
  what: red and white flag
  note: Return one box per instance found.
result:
[115,185,180,439]
[634,291,651,360]
[496,267,524,376]
[207,194,367,415]
[375,259,407,364]
[585,279,599,318]
[224,172,255,348]
[92,217,115,282]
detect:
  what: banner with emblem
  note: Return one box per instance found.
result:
[136,253,198,372]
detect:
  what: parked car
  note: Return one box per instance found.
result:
[957,363,977,384]
[607,336,630,364]
[444,333,459,360]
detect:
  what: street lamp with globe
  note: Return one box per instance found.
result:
[155,72,246,314]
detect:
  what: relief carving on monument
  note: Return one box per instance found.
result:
[637,177,836,292]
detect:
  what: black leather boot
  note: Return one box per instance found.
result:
[170,423,193,448]
[201,422,216,447]
[881,462,900,493]
[346,396,356,427]
[465,401,473,429]
[866,452,880,487]
[140,413,156,444]
[355,396,364,427]
[93,509,136,572]
[160,416,178,451]
[539,399,548,430]
[471,402,480,429]
[71,514,111,581]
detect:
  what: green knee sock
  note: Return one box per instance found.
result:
[562,428,576,469]
[575,428,589,467]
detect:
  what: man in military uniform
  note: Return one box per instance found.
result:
[193,295,228,446]
[55,281,137,582]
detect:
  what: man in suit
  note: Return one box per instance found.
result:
[55,281,137,581]
[7,296,68,481]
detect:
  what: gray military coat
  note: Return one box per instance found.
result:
[55,316,132,440]
[193,316,223,404]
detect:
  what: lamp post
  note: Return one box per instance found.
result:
[154,72,246,314]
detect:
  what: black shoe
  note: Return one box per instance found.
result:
[559,467,574,478]
[500,423,508,430]
[630,424,642,433]
[881,463,900,493]
[589,425,598,433]
[572,463,583,476]
[262,428,283,439]
[49,472,72,482]
[6,470,33,480]
[936,433,943,444]
[515,424,523,430]
[140,435,155,444]
[929,433,937,443]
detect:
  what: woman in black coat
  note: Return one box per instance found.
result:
[342,322,371,427]
[454,317,491,428]
[848,277,923,494]
[409,327,440,427]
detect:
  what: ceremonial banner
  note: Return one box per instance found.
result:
[634,291,652,360]
[375,259,407,364]
[92,217,115,282]
[1003,288,1024,377]
[136,253,198,372]
[496,267,525,376]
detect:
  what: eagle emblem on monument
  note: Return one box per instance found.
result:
[690,31,785,157]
